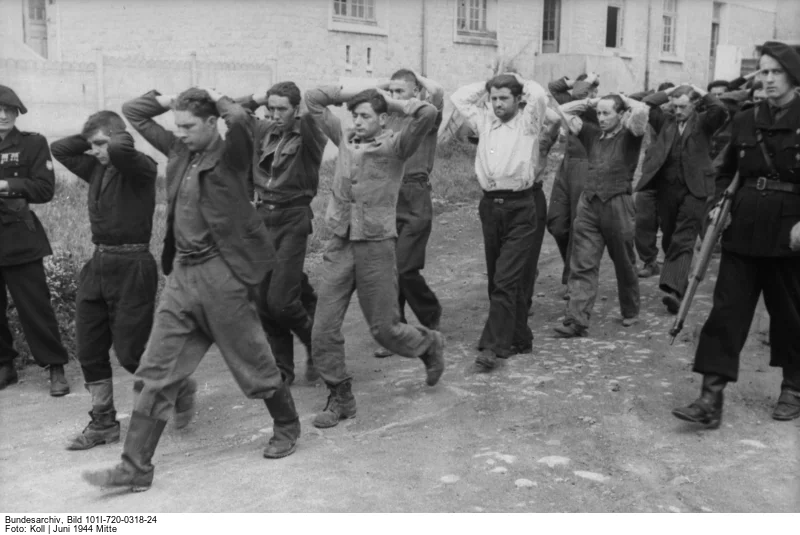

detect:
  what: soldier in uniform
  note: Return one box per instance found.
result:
[52,111,197,450]
[235,82,328,386]
[0,85,70,396]
[673,41,800,427]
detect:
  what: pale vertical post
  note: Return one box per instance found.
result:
[95,48,104,111]
[190,52,198,86]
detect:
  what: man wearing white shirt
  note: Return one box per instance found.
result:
[451,73,547,371]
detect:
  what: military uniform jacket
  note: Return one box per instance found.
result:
[122,91,274,287]
[717,97,800,257]
[637,93,727,197]
[0,128,55,266]
[50,132,157,246]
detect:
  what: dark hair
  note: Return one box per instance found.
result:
[657,82,675,91]
[671,85,701,102]
[81,110,126,138]
[485,74,523,97]
[576,73,599,87]
[390,69,420,89]
[707,79,730,92]
[599,94,626,113]
[346,89,388,114]
[266,81,301,108]
[174,88,219,119]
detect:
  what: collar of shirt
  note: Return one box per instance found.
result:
[599,122,624,140]
[489,111,522,131]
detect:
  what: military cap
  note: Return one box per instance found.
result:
[0,85,27,114]
[760,41,800,86]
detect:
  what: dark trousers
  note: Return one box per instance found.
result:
[76,249,158,383]
[547,157,588,284]
[256,205,317,384]
[478,192,537,357]
[396,180,441,328]
[694,250,800,388]
[634,188,659,266]
[566,193,639,328]
[135,256,282,422]
[312,237,435,386]
[524,186,548,312]
[0,259,69,367]
[656,182,707,297]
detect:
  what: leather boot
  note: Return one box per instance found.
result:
[174,377,197,430]
[82,411,166,492]
[263,382,301,458]
[312,380,356,429]
[67,379,120,450]
[672,374,726,428]
[773,370,800,420]
[419,331,446,386]
[49,365,70,397]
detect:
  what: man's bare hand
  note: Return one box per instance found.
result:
[708,205,732,230]
[790,222,800,251]
[585,72,599,86]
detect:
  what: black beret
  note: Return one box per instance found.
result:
[0,85,27,115]
[760,41,800,86]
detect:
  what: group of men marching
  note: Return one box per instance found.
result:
[1,39,799,493]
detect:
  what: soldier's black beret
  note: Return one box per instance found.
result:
[760,41,800,86]
[0,85,27,115]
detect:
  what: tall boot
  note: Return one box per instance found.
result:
[312,380,356,429]
[672,374,727,428]
[82,411,166,492]
[262,382,301,459]
[174,377,197,429]
[66,378,120,450]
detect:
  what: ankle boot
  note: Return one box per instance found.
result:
[174,377,197,430]
[312,380,356,429]
[67,379,120,450]
[82,411,166,492]
[263,382,301,459]
[773,370,800,421]
[419,331,446,386]
[672,374,726,428]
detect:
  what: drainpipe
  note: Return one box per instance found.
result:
[644,0,652,91]
[420,0,427,76]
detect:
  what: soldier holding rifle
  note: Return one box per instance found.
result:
[672,41,800,427]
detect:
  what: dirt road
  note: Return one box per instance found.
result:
[1,203,798,512]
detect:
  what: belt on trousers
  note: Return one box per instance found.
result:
[483,184,539,204]
[254,195,312,210]
[95,243,149,254]
[743,177,800,195]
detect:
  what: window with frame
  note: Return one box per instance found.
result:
[662,0,678,55]
[333,0,376,24]
[709,2,722,76]
[457,0,497,39]
[605,0,625,49]
[542,0,561,54]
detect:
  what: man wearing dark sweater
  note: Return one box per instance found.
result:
[554,94,649,338]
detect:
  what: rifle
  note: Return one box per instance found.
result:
[668,172,741,344]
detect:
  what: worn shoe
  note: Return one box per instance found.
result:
[475,349,497,371]
[662,292,681,315]
[373,347,394,358]
[772,389,800,421]
[621,317,639,327]
[553,323,587,338]
[0,363,19,390]
[174,378,197,430]
[67,410,120,450]
[511,344,533,355]
[420,331,446,386]
[82,411,166,492]
[49,365,70,397]
[638,262,660,278]
[263,382,301,458]
[312,380,356,429]
[672,374,726,428]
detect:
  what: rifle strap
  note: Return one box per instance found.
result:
[754,107,780,179]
